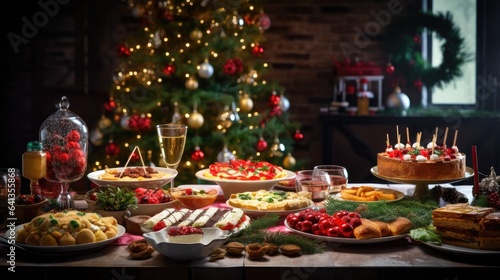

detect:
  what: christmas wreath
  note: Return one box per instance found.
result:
[383,11,472,90]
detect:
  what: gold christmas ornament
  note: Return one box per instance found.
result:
[239,94,253,113]
[283,152,296,169]
[98,115,113,132]
[217,106,236,130]
[187,108,204,129]
[185,76,199,90]
[189,29,203,40]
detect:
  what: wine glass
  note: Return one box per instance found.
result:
[295,170,331,202]
[156,123,188,189]
[313,165,348,194]
[40,96,88,210]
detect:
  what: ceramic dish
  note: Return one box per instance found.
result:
[169,186,219,209]
[87,167,177,189]
[284,219,406,244]
[143,226,230,260]
[332,187,405,203]
[7,224,125,253]
[421,242,500,255]
[195,169,296,200]
[226,201,313,217]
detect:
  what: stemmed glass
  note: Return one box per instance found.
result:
[295,170,331,202]
[313,165,348,194]
[156,123,188,189]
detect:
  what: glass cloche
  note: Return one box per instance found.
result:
[39,96,88,209]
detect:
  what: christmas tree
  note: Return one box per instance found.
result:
[88,0,302,187]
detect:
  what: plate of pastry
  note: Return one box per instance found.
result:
[284,219,407,244]
[6,224,125,254]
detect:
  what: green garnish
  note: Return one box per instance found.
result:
[409,226,441,244]
[50,219,58,226]
[69,220,80,229]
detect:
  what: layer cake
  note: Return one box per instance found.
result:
[432,203,500,250]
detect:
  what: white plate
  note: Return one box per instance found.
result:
[226,200,313,217]
[332,187,405,203]
[284,219,406,244]
[195,169,296,200]
[8,224,125,253]
[143,226,230,261]
[421,242,500,255]
[87,167,177,189]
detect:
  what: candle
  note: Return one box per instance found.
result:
[472,146,480,197]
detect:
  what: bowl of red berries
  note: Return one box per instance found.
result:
[131,187,179,216]
[14,194,49,223]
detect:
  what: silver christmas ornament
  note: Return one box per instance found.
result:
[279,95,290,112]
[217,146,235,162]
[387,87,410,111]
[198,59,214,79]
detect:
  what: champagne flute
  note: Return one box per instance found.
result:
[313,165,348,194]
[156,123,188,189]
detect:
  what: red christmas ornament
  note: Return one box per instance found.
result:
[222,58,243,75]
[414,79,423,92]
[191,146,205,161]
[294,130,304,142]
[105,142,120,156]
[117,44,131,57]
[104,99,117,111]
[256,137,268,152]
[223,59,237,75]
[163,64,176,76]
[255,12,271,31]
[385,63,395,76]
[268,91,280,108]
[128,114,151,132]
[130,152,140,162]
[252,44,264,56]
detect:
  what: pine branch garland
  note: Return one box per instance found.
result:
[325,197,438,228]
[227,213,327,254]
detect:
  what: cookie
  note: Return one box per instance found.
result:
[280,244,301,257]
[226,242,245,256]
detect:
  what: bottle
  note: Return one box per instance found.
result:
[357,78,374,116]
[22,141,46,195]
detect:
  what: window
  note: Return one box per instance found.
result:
[426,0,477,105]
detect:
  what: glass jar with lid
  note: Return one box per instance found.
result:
[39,96,88,209]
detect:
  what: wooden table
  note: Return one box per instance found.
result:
[2,185,499,279]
